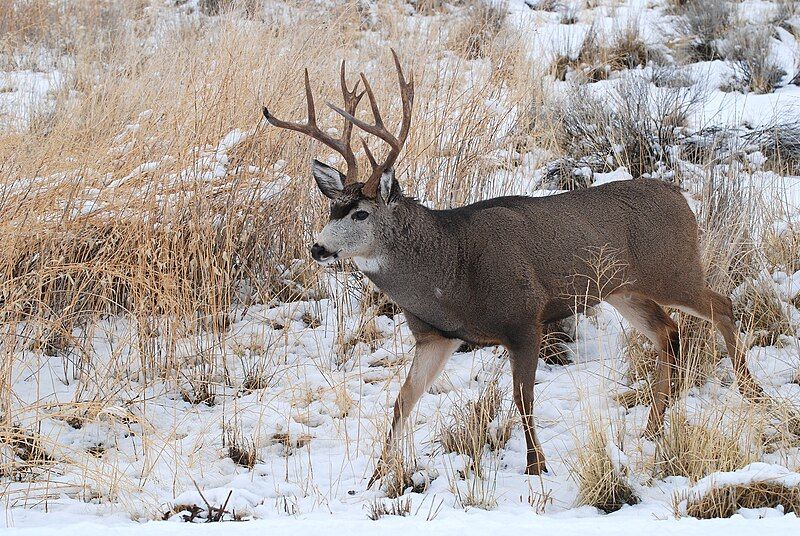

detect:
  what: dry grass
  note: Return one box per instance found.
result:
[0,424,57,479]
[0,1,544,513]
[622,312,720,395]
[538,73,701,180]
[552,21,657,84]
[571,421,639,513]
[762,224,800,273]
[448,1,510,60]
[733,278,796,347]
[721,26,786,94]
[671,0,734,63]
[679,481,800,518]
[0,0,799,521]
[366,496,412,520]
[0,0,534,411]
[374,438,431,499]
[223,420,258,469]
[656,411,757,482]
[439,378,514,476]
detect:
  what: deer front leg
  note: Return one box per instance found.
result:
[507,328,548,475]
[369,331,461,487]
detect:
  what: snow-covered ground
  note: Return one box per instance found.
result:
[3,0,800,534]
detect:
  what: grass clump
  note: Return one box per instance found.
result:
[683,481,800,518]
[721,26,786,94]
[656,412,756,482]
[552,22,657,84]
[439,379,514,475]
[675,464,800,518]
[572,423,639,513]
[366,496,412,520]
[671,0,734,62]
[733,276,797,347]
[223,421,258,469]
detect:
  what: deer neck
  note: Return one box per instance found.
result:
[356,199,458,321]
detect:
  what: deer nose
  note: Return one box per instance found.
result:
[311,243,331,261]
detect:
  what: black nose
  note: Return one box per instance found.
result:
[311,243,330,261]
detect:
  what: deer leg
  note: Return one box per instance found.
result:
[607,293,679,438]
[507,327,548,475]
[674,288,764,401]
[369,331,460,487]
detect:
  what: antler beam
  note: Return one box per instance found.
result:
[328,49,414,198]
[263,61,364,185]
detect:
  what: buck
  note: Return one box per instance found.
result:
[263,51,765,481]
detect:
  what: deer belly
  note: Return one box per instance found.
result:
[375,282,463,333]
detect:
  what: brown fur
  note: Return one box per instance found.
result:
[266,55,764,484]
[356,177,764,482]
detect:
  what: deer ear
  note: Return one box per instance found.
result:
[379,168,401,205]
[311,159,345,199]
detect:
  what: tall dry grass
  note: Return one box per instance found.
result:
[0,0,542,504]
[0,0,535,398]
[1,0,799,520]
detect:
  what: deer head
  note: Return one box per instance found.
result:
[263,50,414,265]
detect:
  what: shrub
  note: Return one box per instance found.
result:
[572,423,639,513]
[672,0,734,62]
[449,1,509,60]
[552,22,657,84]
[721,26,786,94]
[440,379,514,474]
[540,74,700,178]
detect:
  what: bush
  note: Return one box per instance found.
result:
[721,26,786,94]
[572,424,639,513]
[539,74,700,178]
[552,22,657,84]
[672,0,734,62]
[449,1,509,60]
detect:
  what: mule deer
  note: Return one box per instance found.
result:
[263,51,766,480]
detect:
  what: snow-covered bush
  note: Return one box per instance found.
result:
[671,0,734,62]
[721,26,786,94]
[571,422,639,513]
[675,463,800,518]
[538,74,700,178]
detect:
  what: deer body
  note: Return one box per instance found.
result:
[359,179,698,345]
[263,51,765,481]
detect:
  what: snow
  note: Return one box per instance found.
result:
[4,510,800,536]
[3,0,800,532]
[686,462,800,498]
[0,70,60,129]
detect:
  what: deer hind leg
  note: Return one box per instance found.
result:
[369,330,460,487]
[673,288,764,400]
[606,293,679,438]
[507,327,548,475]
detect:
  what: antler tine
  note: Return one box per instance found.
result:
[391,48,414,151]
[263,65,362,184]
[328,49,415,198]
[360,137,379,169]
[338,61,365,183]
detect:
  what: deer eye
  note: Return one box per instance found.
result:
[352,210,369,221]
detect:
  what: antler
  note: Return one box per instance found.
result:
[328,49,414,198]
[263,61,365,184]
